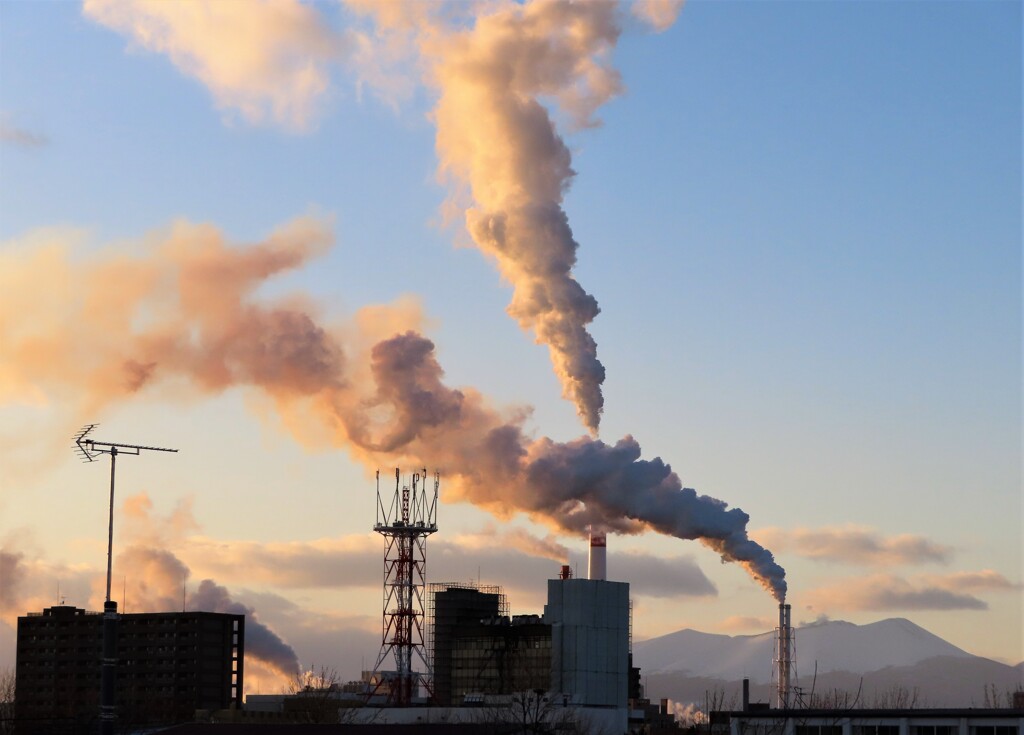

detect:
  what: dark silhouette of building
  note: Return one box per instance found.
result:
[449,615,552,702]
[428,584,506,705]
[15,605,243,731]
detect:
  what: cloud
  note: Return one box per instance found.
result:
[754,525,953,567]
[921,569,1021,592]
[0,122,48,148]
[0,548,94,623]
[82,0,350,131]
[630,0,685,32]
[716,615,773,634]
[565,548,717,599]
[121,491,201,547]
[805,573,988,612]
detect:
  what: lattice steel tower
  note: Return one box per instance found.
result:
[369,468,438,705]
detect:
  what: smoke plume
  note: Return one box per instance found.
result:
[87,1,682,432]
[2,219,785,601]
[190,579,301,677]
[426,1,624,433]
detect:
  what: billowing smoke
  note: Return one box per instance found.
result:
[2,220,785,601]
[426,1,623,433]
[190,579,301,678]
[346,331,787,601]
[109,543,300,677]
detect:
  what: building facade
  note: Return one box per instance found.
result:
[15,605,243,730]
[727,708,1023,735]
[544,577,630,709]
[450,616,552,701]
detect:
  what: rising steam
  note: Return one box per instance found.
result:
[426,1,624,433]
[1,219,785,601]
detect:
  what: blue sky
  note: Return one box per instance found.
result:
[0,0,1020,690]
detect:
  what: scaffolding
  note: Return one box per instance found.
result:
[426,582,507,706]
[368,469,438,706]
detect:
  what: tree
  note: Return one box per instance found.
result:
[287,666,345,723]
[0,667,13,735]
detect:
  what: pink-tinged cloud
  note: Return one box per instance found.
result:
[754,525,953,567]
[921,569,1021,592]
[630,0,685,32]
[0,122,48,148]
[82,0,349,131]
[805,574,988,612]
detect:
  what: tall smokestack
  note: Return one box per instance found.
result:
[588,530,606,581]
[774,602,792,709]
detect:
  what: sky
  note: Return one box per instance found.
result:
[0,0,1020,695]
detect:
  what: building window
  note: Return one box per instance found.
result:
[796,726,842,735]
[971,728,1018,735]
[913,727,957,735]
[855,726,900,735]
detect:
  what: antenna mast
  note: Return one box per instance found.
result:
[368,468,438,706]
[73,424,177,735]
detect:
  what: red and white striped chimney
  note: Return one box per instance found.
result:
[588,530,607,581]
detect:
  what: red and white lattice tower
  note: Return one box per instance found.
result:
[368,468,438,705]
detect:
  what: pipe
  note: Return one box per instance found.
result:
[588,530,607,581]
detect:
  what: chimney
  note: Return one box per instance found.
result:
[742,678,750,712]
[588,530,607,580]
[559,564,572,580]
[775,602,792,709]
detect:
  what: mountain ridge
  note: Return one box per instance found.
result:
[633,617,975,683]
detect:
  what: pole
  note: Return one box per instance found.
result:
[106,446,117,603]
[102,446,118,735]
[72,427,176,735]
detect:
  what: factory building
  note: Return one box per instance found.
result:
[544,576,630,708]
[15,605,243,730]
[428,533,630,731]
[428,583,507,705]
[450,615,552,700]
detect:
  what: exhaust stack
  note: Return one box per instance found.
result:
[774,602,793,708]
[588,530,607,581]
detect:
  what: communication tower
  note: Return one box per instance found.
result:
[368,468,438,705]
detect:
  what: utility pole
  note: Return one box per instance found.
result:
[74,425,177,735]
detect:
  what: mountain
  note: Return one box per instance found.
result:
[632,618,1021,708]
[633,618,973,682]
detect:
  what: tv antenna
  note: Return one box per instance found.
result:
[74,424,178,603]
[73,424,177,735]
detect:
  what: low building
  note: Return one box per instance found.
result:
[15,605,243,731]
[726,708,1024,735]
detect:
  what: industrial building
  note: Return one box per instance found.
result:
[423,531,632,731]
[15,604,243,730]
[544,575,630,708]
[725,708,1023,735]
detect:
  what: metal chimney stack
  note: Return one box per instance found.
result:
[588,530,606,580]
[774,602,793,709]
